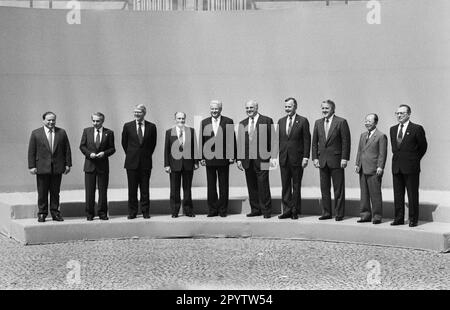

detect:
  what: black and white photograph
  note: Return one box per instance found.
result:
[0,0,449,296]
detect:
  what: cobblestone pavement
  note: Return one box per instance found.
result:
[0,234,448,290]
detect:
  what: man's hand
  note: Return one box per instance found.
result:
[200,160,206,166]
[355,166,360,174]
[64,166,71,175]
[229,159,235,164]
[302,158,308,169]
[270,158,277,169]
[29,168,37,175]
[90,153,96,159]
[313,159,320,168]
[341,159,348,169]
[376,167,383,176]
[164,166,171,174]
[96,152,105,158]
[237,161,244,171]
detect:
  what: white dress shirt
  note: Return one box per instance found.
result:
[94,127,103,142]
[397,120,409,137]
[286,114,297,135]
[175,126,185,145]
[248,113,260,133]
[324,114,334,135]
[212,116,221,136]
[136,119,145,136]
[44,126,54,151]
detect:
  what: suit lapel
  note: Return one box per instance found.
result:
[289,115,300,139]
[52,128,60,154]
[326,117,338,144]
[40,127,52,153]
[363,130,377,150]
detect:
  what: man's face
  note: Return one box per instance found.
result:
[245,102,258,118]
[285,100,297,117]
[92,115,104,129]
[43,114,56,130]
[210,103,222,119]
[396,106,410,124]
[134,109,145,122]
[175,113,186,128]
[321,103,334,119]
[364,115,377,132]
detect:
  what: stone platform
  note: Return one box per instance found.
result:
[0,187,449,252]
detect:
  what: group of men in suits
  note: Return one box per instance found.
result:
[27,101,427,228]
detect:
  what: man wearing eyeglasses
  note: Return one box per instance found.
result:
[390,105,427,227]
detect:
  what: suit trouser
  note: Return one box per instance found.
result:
[393,172,420,223]
[359,173,383,221]
[36,173,62,218]
[169,169,194,215]
[206,165,229,215]
[280,163,304,215]
[319,164,345,218]
[126,167,151,216]
[85,171,109,217]
[244,160,272,215]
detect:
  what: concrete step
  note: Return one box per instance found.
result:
[8,214,450,252]
[1,187,449,222]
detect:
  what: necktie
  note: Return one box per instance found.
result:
[48,129,53,153]
[365,131,371,144]
[95,129,101,149]
[179,129,184,152]
[138,122,143,145]
[287,116,293,136]
[249,117,255,140]
[397,124,404,147]
[325,118,330,139]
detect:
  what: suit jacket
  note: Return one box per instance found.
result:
[355,129,387,175]
[200,116,237,166]
[28,127,72,174]
[237,114,275,169]
[121,120,157,170]
[164,126,199,172]
[312,115,351,169]
[278,114,311,167]
[390,122,427,174]
[79,127,116,173]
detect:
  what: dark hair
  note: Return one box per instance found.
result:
[399,104,411,114]
[322,99,335,111]
[284,97,297,108]
[42,111,56,120]
[92,112,105,121]
[367,113,379,124]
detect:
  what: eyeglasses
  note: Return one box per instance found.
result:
[395,112,408,116]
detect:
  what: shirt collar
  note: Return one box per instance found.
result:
[249,113,259,122]
[136,119,145,125]
[325,114,334,123]
[212,116,221,123]
[94,127,103,132]
[400,120,410,128]
[44,126,54,134]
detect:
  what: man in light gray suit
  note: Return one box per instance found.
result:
[355,113,387,224]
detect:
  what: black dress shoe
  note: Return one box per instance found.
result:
[99,216,109,221]
[143,213,150,219]
[409,222,418,227]
[37,215,46,223]
[278,213,291,219]
[390,220,404,226]
[335,217,344,222]
[52,215,64,222]
[219,213,227,218]
[207,213,218,217]
[127,215,137,220]
[87,216,94,221]
[246,212,262,217]
[318,215,332,220]
[357,218,371,223]
[186,214,195,217]
[263,214,271,219]
[372,219,382,224]
[172,214,178,218]
[291,214,299,220]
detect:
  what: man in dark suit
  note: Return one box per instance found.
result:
[164,112,199,218]
[278,97,311,220]
[28,111,72,222]
[121,104,157,219]
[312,100,351,221]
[79,112,116,221]
[237,100,276,219]
[200,100,236,217]
[390,104,427,227]
[355,113,387,224]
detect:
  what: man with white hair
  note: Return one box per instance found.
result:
[121,104,157,219]
[200,100,236,217]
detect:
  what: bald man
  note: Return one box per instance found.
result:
[121,104,157,219]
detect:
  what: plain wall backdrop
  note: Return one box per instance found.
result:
[0,0,449,192]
